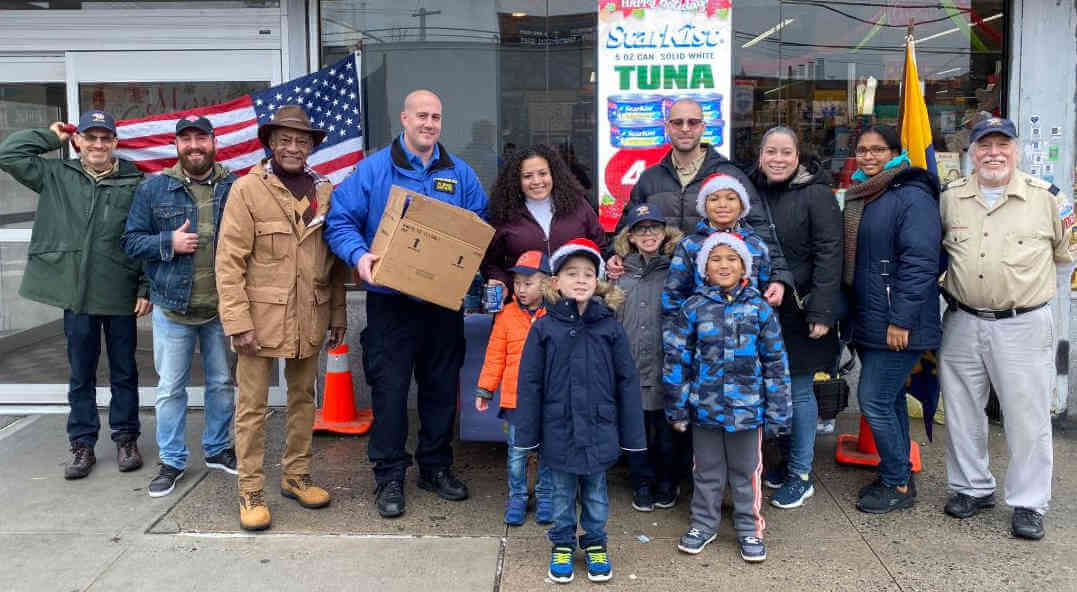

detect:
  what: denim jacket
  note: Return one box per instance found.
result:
[122,163,236,313]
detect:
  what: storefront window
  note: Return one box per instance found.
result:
[78,81,268,121]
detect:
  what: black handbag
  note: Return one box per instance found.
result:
[814,344,854,420]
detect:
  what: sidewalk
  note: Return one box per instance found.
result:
[2,409,1075,591]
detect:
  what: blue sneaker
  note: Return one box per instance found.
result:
[584,545,612,582]
[738,536,766,562]
[677,527,717,554]
[504,496,527,526]
[548,545,574,583]
[763,467,785,489]
[535,496,554,525]
[771,474,814,509]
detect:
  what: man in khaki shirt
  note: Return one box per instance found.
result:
[938,117,1075,541]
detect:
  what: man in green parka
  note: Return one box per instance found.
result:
[0,110,152,480]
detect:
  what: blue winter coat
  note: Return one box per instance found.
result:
[663,220,772,339]
[325,135,488,295]
[663,280,791,434]
[849,167,942,351]
[513,297,647,475]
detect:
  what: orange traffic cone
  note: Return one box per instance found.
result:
[313,344,373,435]
[835,415,922,472]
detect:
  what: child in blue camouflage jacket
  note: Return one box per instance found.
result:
[664,232,791,563]
[662,173,779,330]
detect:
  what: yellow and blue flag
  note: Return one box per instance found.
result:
[900,34,937,176]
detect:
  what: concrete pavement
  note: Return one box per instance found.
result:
[2,408,1076,591]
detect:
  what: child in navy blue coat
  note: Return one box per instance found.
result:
[513,238,646,585]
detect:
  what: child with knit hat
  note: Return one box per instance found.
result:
[662,173,781,333]
[512,238,646,584]
[663,232,791,563]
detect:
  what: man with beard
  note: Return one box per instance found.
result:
[939,117,1075,540]
[122,115,238,497]
[0,111,151,480]
[606,98,791,305]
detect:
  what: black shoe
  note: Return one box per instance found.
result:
[375,480,406,518]
[654,484,680,509]
[1012,508,1045,540]
[116,437,143,472]
[632,484,654,512]
[944,492,995,519]
[418,468,469,501]
[205,448,238,475]
[859,474,916,499]
[856,482,915,514]
[64,442,96,480]
[148,464,184,498]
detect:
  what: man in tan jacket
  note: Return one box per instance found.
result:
[215,105,348,531]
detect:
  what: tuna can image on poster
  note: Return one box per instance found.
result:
[610,122,667,149]
[702,120,725,147]
[665,93,723,122]
[607,94,665,125]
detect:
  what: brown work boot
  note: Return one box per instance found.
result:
[239,489,271,531]
[281,474,331,509]
[116,437,143,472]
[64,442,96,480]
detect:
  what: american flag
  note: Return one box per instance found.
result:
[113,54,364,185]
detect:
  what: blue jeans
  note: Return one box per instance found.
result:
[781,373,818,477]
[547,469,609,548]
[856,348,921,487]
[506,424,553,500]
[64,310,140,445]
[152,308,234,470]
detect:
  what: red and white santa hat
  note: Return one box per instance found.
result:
[696,231,753,280]
[696,173,751,221]
[550,238,605,278]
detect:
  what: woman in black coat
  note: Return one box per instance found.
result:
[748,126,843,510]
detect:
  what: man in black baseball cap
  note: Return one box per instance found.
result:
[121,112,239,497]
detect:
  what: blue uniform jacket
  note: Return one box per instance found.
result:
[513,297,647,475]
[121,165,235,313]
[663,280,791,434]
[325,136,488,295]
[850,167,942,351]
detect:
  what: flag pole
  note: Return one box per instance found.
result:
[353,44,365,153]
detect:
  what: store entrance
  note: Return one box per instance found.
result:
[0,49,284,408]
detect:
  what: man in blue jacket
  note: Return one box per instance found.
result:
[122,115,238,498]
[326,89,487,518]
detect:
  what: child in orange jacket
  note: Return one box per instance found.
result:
[476,250,553,526]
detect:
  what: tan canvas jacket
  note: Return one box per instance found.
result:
[215,159,347,359]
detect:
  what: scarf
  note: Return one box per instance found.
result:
[842,157,910,286]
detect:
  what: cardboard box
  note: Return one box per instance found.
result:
[370,185,495,310]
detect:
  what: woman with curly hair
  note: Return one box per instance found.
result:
[481,144,606,291]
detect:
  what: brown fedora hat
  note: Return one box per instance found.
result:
[258,105,327,149]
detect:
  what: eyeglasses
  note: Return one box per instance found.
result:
[855,146,893,157]
[80,133,115,145]
[668,118,703,129]
[631,223,665,236]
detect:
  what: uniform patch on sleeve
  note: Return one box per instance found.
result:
[1049,184,1061,196]
[433,178,457,194]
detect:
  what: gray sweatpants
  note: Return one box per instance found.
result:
[940,307,1055,513]
[690,426,765,538]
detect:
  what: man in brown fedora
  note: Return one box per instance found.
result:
[215,104,349,531]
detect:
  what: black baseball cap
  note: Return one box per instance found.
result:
[176,115,214,136]
[623,202,665,230]
[970,117,1017,144]
[77,110,116,134]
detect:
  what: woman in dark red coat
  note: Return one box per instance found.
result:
[481,144,606,289]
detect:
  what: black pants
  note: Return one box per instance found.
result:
[64,310,140,446]
[627,409,691,489]
[362,292,464,484]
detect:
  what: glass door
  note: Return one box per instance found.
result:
[0,49,286,407]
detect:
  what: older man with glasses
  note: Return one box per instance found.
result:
[0,110,151,480]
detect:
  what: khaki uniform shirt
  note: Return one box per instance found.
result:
[940,170,1075,310]
[215,159,348,359]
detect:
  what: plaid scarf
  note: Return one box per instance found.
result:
[842,161,909,286]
